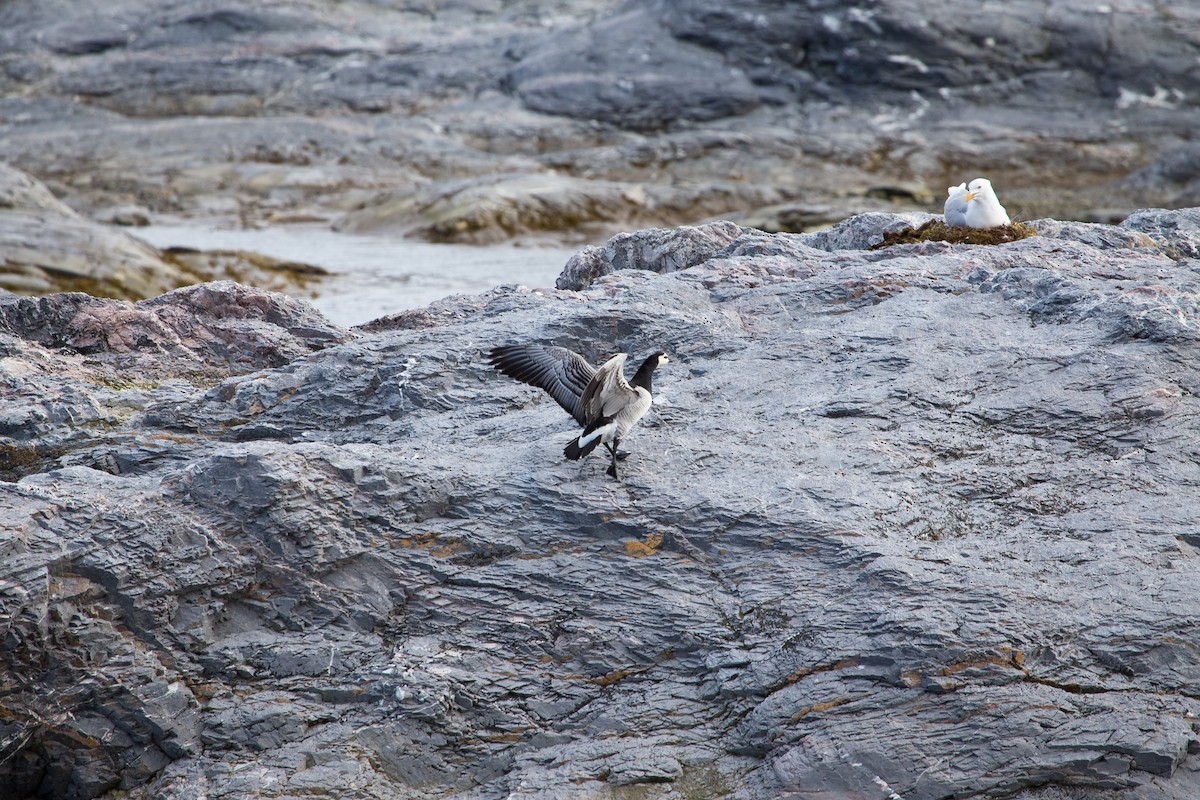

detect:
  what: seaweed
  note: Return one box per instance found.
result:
[872,219,1036,249]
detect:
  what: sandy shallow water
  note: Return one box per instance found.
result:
[135,225,582,328]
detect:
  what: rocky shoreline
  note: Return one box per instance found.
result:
[0,164,330,300]
[5,1,1200,797]
[0,0,1197,248]
[4,209,1200,798]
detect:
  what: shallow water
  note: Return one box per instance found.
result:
[135,225,582,328]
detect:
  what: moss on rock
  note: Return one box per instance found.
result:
[872,219,1036,249]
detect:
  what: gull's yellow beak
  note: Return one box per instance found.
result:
[964,191,977,201]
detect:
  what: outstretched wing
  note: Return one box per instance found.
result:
[488,344,596,426]
[578,353,640,423]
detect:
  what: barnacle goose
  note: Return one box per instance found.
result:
[488,344,668,480]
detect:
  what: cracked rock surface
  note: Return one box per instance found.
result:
[4,210,1200,798]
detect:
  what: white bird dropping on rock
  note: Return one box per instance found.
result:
[963,178,1011,228]
[944,182,968,226]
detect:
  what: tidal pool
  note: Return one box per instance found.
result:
[135,224,582,328]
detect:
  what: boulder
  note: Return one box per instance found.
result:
[0,163,196,299]
[1121,206,1200,261]
[556,219,752,290]
[337,173,653,244]
[0,280,350,470]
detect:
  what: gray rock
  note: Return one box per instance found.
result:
[1118,142,1200,208]
[556,213,959,290]
[337,173,651,244]
[0,164,333,301]
[557,220,751,290]
[1030,217,1160,252]
[2,280,346,366]
[1121,143,1200,189]
[5,212,1200,798]
[1,1,1197,242]
[98,204,152,227]
[661,0,1199,105]
[0,280,349,482]
[0,164,196,299]
[0,162,79,215]
[799,212,940,252]
[1121,207,1200,261]
[509,5,762,130]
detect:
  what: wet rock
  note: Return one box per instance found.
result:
[5,212,1200,798]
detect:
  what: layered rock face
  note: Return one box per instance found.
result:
[5,210,1200,799]
[0,0,1196,241]
[0,165,328,299]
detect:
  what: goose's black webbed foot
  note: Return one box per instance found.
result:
[603,442,631,462]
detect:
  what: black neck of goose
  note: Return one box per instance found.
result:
[631,355,658,393]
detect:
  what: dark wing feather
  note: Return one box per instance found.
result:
[488,344,596,426]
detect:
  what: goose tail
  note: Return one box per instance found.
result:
[564,417,613,460]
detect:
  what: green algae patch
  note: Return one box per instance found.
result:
[872,219,1036,249]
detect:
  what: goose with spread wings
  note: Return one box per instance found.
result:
[488,344,669,479]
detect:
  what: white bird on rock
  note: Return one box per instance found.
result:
[963,178,1011,228]
[944,182,968,227]
[488,344,669,480]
